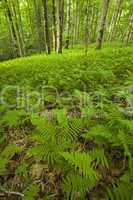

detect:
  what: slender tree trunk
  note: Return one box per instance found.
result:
[73,0,78,44]
[42,0,51,54]
[33,0,45,52]
[108,0,123,42]
[7,0,24,56]
[56,0,64,53]
[88,5,94,43]
[96,0,110,49]
[52,0,57,51]
[65,0,71,49]
[14,0,25,55]
[92,7,99,42]
[26,0,33,33]
[124,14,133,46]
[5,7,16,57]
[84,0,90,56]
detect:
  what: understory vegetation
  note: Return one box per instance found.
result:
[0,45,133,199]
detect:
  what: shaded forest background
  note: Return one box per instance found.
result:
[0,0,133,61]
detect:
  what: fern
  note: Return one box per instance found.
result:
[16,162,29,178]
[31,114,56,135]
[28,116,68,164]
[2,109,26,127]
[61,173,95,200]
[81,106,95,119]
[28,114,84,164]
[113,131,133,173]
[73,89,91,107]
[28,142,62,165]
[107,106,133,132]
[22,183,40,200]
[61,117,84,142]
[0,144,21,175]
[53,108,68,127]
[104,182,133,200]
[83,124,112,143]
[104,169,133,200]
[60,152,100,181]
[89,148,109,168]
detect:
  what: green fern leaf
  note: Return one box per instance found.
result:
[90,148,109,168]
[62,173,95,200]
[60,152,100,181]
[2,109,26,127]
[0,144,21,175]
[23,183,40,200]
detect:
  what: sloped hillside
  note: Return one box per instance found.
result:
[0,46,133,200]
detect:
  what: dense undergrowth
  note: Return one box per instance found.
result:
[0,45,133,200]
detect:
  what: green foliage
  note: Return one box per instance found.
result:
[0,144,21,175]
[83,125,112,143]
[22,183,40,200]
[0,46,132,199]
[16,162,29,178]
[90,148,108,168]
[61,152,99,181]
[2,109,26,127]
[61,173,93,200]
[104,171,133,200]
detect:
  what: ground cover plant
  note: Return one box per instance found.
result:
[0,45,133,199]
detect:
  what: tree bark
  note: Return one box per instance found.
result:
[96,0,110,49]
[42,0,51,54]
[73,0,78,45]
[56,0,64,53]
[5,0,24,57]
[52,0,57,51]
[108,0,123,42]
[33,0,45,52]
[124,14,133,46]
[84,0,90,56]
[65,0,71,49]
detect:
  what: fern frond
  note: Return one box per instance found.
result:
[28,142,62,165]
[23,183,40,200]
[60,152,100,181]
[61,173,95,200]
[83,125,112,143]
[0,144,21,160]
[31,114,56,135]
[2,109,26,127]
[53,108,68,127]
[73,89,91,106]
[105,182,133,200]
[104,169,133,200]
[90,148,109,168]
[0,144,21,175]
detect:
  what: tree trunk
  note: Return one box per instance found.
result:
[13,0,25,55]
[26,0,33,33]
[73,0,78,45]
[108,0,123,42]
[84,0,90,56]
[65,0,71,49]
[5,8,16,57]
[96,0,110,49]
[42,0,51,54]
[33,0,45,52]
[52,0,57,51]
[5,0,24,57]
[124,14,133,46]
[56,0,64,53]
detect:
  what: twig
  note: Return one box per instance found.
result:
[0,187,24,197]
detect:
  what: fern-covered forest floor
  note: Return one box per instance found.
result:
[0,45,133,200]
